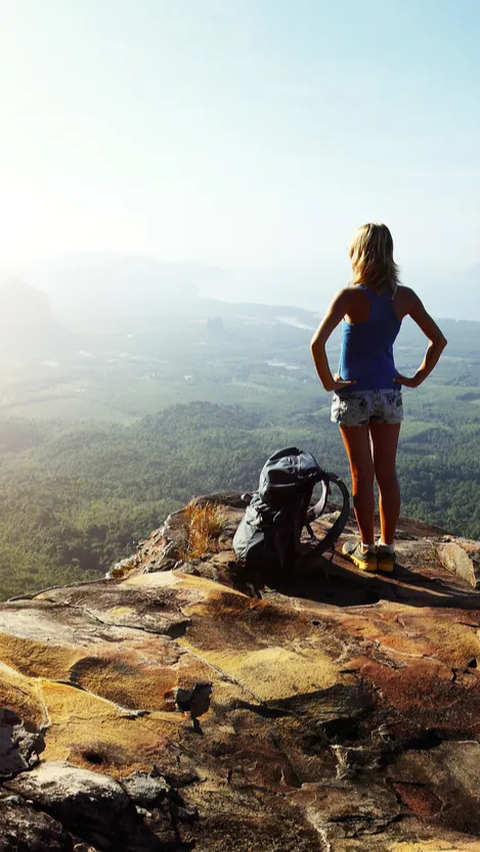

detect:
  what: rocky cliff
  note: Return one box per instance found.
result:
[2,497,480,851]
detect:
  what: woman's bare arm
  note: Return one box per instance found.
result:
[310,288,357,392]
[394,289,447,388]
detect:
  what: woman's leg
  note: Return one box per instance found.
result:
[339,424,375,545]
[369,422,401,545]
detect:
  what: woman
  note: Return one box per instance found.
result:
[311,223,447,573]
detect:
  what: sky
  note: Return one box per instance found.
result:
[1,0,479,307]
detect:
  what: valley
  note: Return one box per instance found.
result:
[1,277,480,599]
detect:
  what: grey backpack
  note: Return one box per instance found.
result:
[233,447,349,571]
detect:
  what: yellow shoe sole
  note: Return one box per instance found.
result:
[342,544,377,573]
[377,554,395,574]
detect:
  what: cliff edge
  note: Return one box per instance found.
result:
[2,498,480,851]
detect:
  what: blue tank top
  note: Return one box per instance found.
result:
[338,286,401,391]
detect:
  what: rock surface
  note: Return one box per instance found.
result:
[0,788,69,851]
[2,497,480,849]
[436,538,480,588]
[6,761,144,850]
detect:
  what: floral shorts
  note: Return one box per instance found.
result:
[331,388,403,427]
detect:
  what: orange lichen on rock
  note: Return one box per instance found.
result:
[0,660,46,728]
[0,633,83,681]
[39,679,189,778]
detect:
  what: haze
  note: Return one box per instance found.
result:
[1,0,479,315]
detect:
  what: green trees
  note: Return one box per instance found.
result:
[2,398,480,600]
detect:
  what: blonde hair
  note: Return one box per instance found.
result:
[348,223,400,297]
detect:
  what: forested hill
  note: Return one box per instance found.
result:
[2,399,480,600]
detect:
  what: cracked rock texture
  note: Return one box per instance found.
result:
[2,497,480,849]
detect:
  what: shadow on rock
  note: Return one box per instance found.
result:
[234,544,480,613]
[233,550,381,607]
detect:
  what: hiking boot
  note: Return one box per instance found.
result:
[342,540,377,572]
[376,545,395,574]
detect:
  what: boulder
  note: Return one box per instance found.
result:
[0,709,42,780]
[121,769,169,805]
[0,790,69,851]
[436,539,480,588]
[6,761,163,851]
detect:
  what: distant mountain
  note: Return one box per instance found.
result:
[4,253,480,334]
[0,278,73,362]
[448,264,480,321]
[414,263,480,322]
[19,253,206,331]
[0,278,50,326]
[464,263,480,286]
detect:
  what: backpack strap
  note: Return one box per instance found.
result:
[306,480,328,525]
[308,475,350,556]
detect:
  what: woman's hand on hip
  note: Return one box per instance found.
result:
[324,374,357,393]
[393,373,421,388]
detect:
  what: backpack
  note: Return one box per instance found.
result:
[233,446,349,572]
